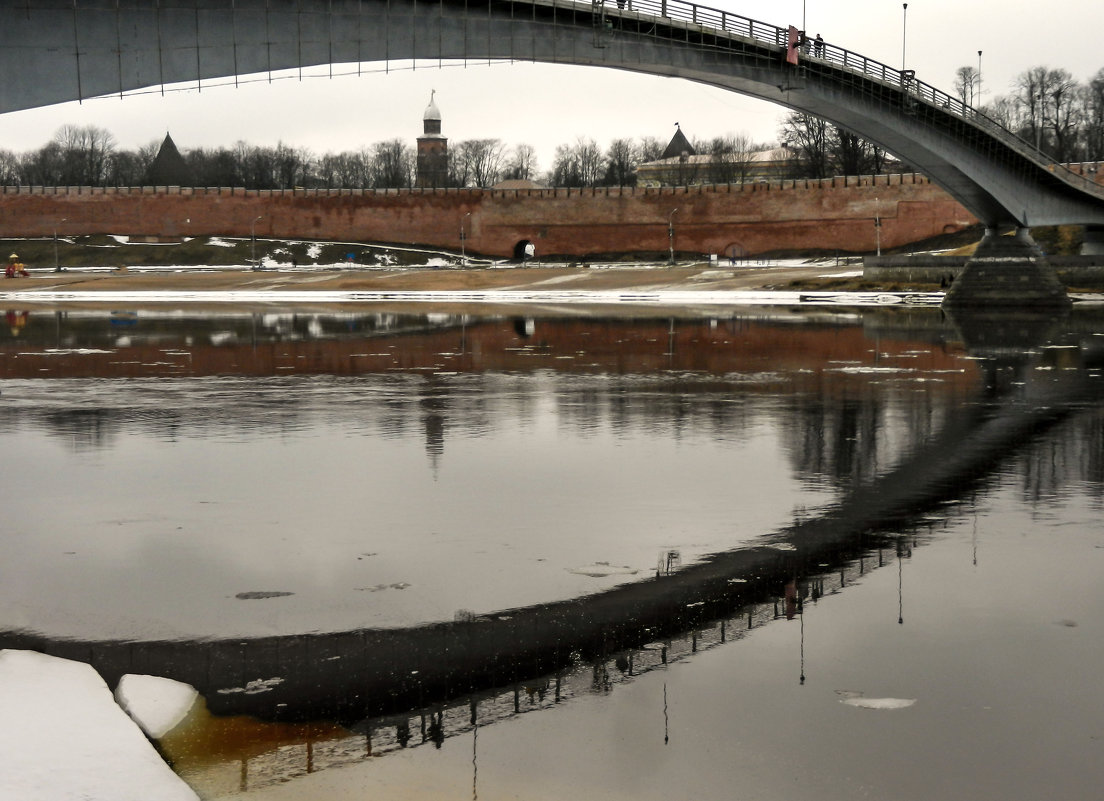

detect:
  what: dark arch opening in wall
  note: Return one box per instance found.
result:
[723,242,750,263]
[513,239,535,261]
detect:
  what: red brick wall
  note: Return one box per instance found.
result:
[0,175,977,258]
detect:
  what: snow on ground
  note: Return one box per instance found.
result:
[0,650,199,801]
[0,287,945,306]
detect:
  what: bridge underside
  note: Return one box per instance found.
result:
[3,0,1104,230]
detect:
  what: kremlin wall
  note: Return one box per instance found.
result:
[0,174,975,260]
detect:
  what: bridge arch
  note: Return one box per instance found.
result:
[2,0,1103,229]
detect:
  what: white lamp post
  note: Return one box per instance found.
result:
[460,212,471,264]
[977,50,983,108]
[667,208,679,265]
[901,3,908,72]
[251,216,263,270]
[53,217,67,272]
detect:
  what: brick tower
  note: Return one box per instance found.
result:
[416,90,449,188]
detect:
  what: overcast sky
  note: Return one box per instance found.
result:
[0,0,1098,169]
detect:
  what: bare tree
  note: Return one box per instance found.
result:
[638,136,665,163]
[368,139,414,188]
[105,140,159,186]
[0,148,20,185]
[49,124,116,185]
[550,137,604,187]
[456,139,506,187]
[1044,68,1083,162]
[954,65,979,106]
[1014,66,1054,150]
[1084,68,1104,161]
[603,137,638,186]
[503,143,538,181]
[780,112,831,178]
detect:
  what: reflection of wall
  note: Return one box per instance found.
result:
[0,177,974,257]
[0,314,975,380]
[2,313,990,490]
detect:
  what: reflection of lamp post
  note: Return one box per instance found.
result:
[460,212,471,264]
[53,217,67,272]
[901,3,908,71]
[251,215,263,270]
[667,208,678,265]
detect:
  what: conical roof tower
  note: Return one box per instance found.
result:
[144,132,192,186]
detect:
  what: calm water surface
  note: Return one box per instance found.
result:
[1,304,1101,800]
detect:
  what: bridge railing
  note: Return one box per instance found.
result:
[590,0,1103,199]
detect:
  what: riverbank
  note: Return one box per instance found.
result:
[0,260,892,295]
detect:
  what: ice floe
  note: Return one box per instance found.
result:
[114,674,199,739]
[836,690,917,710]
[568,562,641,577]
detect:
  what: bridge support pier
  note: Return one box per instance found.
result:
[1081,225,1104,256]
[942,227,1070,309]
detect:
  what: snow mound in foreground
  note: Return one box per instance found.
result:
[0,649,198,800]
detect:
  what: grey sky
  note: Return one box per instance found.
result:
[0,0,1098,169]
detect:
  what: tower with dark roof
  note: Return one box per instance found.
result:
[661,123,696,160]
[145,132,192,186]
[416,90,449,188]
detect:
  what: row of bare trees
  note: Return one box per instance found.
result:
[955,65,1104,163]
[0,124,773,190]
[776,113,890,180]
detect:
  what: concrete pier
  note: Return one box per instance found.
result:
[942,228,1071,308]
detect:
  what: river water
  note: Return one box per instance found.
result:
[1,303,1101,800]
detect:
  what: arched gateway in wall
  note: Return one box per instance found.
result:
[3,0,1103,231]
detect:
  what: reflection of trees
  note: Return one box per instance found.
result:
[782,381,964,489]
[1020,410,1104,504]
[41,409,119,451]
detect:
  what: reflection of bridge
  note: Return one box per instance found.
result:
[4,0,1104,232]
[3,316,1099,737]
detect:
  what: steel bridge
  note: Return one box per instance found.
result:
[3,0,1104,230]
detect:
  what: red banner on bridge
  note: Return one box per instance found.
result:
[786,26,800,65]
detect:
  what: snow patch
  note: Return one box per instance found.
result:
[0,650,199,800]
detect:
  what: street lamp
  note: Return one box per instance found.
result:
[460,212,471,264]
[250,215,263,270]
[667,208,678,265]
[53,217,67,272]
[977,50,983,107]
[874,197,882,257]
[901,3,908,72]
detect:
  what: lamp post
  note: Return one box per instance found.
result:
[901,3,908,72]
[460,212,471,264]
[874,197,881,257]
[667,208,678,265]
[250,215,263,270]
[977,50,982,107]
[53,218,67,272]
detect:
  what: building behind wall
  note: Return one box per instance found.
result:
[416,91,449,188]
